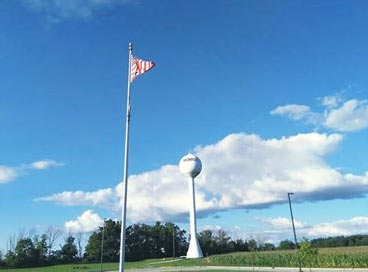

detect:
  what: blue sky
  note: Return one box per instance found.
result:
[2,0,368,250]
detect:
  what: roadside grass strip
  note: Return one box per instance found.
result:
[4,247,368,271]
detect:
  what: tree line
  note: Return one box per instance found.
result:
[1,220,368,268]
[311,235,368,248]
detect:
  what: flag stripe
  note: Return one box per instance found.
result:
[130,55,155,82]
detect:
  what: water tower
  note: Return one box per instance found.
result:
[179,153,203,258]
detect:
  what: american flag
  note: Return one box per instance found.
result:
[130,55,155,82]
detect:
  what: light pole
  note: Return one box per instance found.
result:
[100,219,106,272]
[173,226,175,259]
[287,193,302,272]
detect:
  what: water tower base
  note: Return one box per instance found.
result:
[186,238,203,258]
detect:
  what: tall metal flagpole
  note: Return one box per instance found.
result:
[119,42,133,272]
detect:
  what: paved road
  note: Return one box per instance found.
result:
[114,266,368,272]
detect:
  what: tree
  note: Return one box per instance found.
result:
[60,236,78,263]
[99,220,121,262]
[125,222,187,261]
[233,238,249,252]
[0,250,4,267]
[298,241,318,271]
[4,250,16,267]
[7,234,16,252]
[216,229,231,253]
[262,243,276,251]
[14,238,37,267]
[28,228,38,240]
[248,239,258,251]
[199,230,256,255]
[84,219,121,262]
[17,228,26,241]
[256,234,265,250]
[85,220,188,262]
[278,239,295,250]
[4,235,47,268]
[199,230,216,256]
[34,234,48,265]
[84,232,101,262]
[126,223,154,260]
[45,226,63,257]
[310,234,368,248]
[199,229,239,255]
[75,232,84,259]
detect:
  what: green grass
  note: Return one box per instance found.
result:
[0,263,118,272]
[191,246,368,268]
[4,246,368,271]
[125,246,368,269]
[0,258,205,272]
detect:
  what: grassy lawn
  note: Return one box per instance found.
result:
[0,258,205,272]
[3,246,368,271]
[0,268,283,272]
[0,262,119,272]
[127,257,208,267]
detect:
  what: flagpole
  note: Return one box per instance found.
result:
[119,42,133,272]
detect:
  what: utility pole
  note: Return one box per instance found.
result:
[288,192,302,272]
[100,219,105,272]
[173,226,176,259]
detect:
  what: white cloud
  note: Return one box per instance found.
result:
[0,166,18,184]
[270,104,312,121]
[306,216,368,237]
[35,188,115,209]
[29,160,64,170]
[201,216,368,243]
[0,159,63,184]
[198,225,245,240]
[23,0,129,21]
[36,132,368,223]
[324,99,368,132]
[199,224,223,232]
[65,210,103,233]
[260,217,306,229]
[271,94,368,132]
[320,94,343,109]
[259,216,368,242]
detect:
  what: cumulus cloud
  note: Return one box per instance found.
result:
[65,210,103,233]
[306,217,368,237]
[35,188,116,209]
[199,216,368,244]
[260,216,368,243]
[29,160,64,170]
[0,159,63,184]
[270,104,313,121]
[23,0,129,21]
[271,94,368,132]
[324,99,368,132]
[36,132,368,223]
[260,217,306,229]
